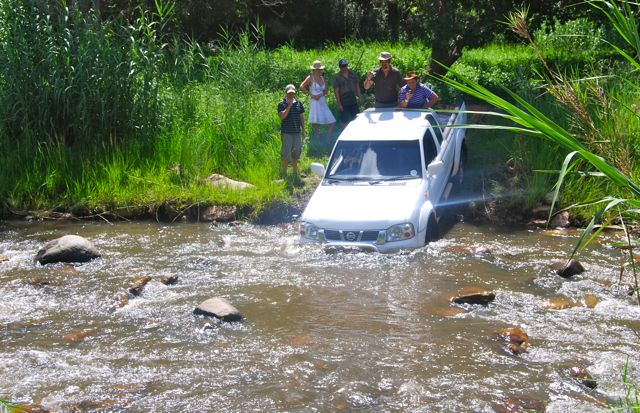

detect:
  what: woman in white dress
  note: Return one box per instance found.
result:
[300,60,336,142]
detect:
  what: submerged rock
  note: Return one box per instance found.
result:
[34,235,101,265]
[443,245,493,257]
[25,276,65,288]
[63,329,93,344]
[494,327,530,355]
[289,335,313,346]
[75,399,130,411]
[451,288,496,306]
[551,259,585,278]
[159,274,179,285]
[568,366,598,390]
[128,275,152,296]
[543,297,574,310]
[111,292,130,311]
[433,307,466,317]
[493,396,546,413]
[193,297,243,322]
[581,295,599,308]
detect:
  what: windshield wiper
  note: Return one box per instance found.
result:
[369,175,421,184]
[325,176,366,183]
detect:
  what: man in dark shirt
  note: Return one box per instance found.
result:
[363,51,405,108]
[334,58,362,127]
[277,84,306,177]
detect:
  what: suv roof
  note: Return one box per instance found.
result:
[341,108,437,141]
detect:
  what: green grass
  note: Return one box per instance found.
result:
[0,0,635,222]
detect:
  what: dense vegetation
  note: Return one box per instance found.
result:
[0,0,635,225]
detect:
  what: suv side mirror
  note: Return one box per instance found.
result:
[427,160,445,175]
[310,162,326,177]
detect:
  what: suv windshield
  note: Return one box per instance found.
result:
[327,140,422,180]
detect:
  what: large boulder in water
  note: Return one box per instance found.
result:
[35,235,101,265]
[550,259,585,278]
[193,297,243,322]
[450,288,496,306]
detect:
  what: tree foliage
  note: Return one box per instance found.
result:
[85,0,597,77]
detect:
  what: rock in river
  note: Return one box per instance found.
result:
[34,235,101,265]
[128,275,152,296]
[159,274,179,285]
[543,297,574,310]
[451,288,496,306]
[568,366,598,390]
[494,327,530,355]
[193,297,243,322]
[550,259,585,278]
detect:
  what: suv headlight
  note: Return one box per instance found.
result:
[299,222,320,240]
[386,223,415,242]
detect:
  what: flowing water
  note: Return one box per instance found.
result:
[1,219,639,412]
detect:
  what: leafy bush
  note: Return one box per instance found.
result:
[534,17,606,52]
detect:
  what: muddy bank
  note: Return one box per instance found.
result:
[0,175,321,226]
[0,158,581,228]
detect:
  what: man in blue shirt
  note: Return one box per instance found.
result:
[398,71,439,109]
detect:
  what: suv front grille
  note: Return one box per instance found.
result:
[323,229,381,242]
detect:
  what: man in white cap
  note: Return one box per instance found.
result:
[277,84,306,179]
[363,51,405,108]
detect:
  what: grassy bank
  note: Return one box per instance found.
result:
[0,1,629,222]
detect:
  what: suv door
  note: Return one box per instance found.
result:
[423,126,448,202]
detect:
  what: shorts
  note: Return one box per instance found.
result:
[340,103,359,123]
[281,132,302,161]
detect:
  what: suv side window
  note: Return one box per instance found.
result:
[423,130,438,164]
[426,113,443,144]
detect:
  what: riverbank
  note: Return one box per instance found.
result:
[0,165,568,231]
[0,111,572,229]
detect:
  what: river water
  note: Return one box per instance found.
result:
[0,219,639,412]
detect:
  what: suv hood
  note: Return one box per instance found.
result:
[302,182,424,229]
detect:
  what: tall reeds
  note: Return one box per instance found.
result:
[0,0,165,148]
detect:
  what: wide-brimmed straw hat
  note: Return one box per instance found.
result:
[310,60,325,70]
[403,71,419,81]
[378,51,392,61]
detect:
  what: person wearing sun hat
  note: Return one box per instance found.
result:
[398,71,439,109]
[277,83,306,178]
[334,58,362,126]
[363,51,405,108]
[299,60,336,142]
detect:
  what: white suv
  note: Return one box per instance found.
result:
[299,105,467,252]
